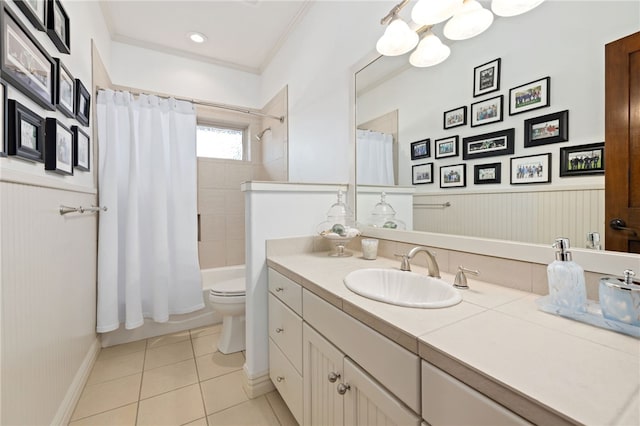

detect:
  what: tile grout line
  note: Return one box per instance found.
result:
[191,329,212,426]
[135,339,149,426]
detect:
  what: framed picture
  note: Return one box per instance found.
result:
[473,58,500,97]
[0,5,55,110]
[14,0,47,31]
[440,163,466,188]
[524,110,568,147]
[55,58,74,118]
[435,135,459,159]
[46,0,70,54]
[7,99,44,162]
[72,125,90,171]
[509,77,550,115]
[474,162,501,184]
[0,80,6,157]
[44,118,73,175]
[410,138,430,160]
[462,128,515,160]
[510,153,551,184]
[559,142,604,177]
[471,95,503,127]
[443,106,467,129]
[75,78,90,126]
[412,162,433,185]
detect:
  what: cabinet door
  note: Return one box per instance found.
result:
[343,358,421,426]
[303,323,345,426]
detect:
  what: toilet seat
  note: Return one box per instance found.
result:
[209,277,245,297]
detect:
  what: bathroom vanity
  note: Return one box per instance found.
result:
[266,242,639,426]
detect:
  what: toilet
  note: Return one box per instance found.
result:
[208,277,246,354]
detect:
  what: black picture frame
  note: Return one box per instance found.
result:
[46,0,70,54]
[510,153,552,185]
[75,78,90,125]
[434,135,459,159]
[14,0,47,31]
[55,58,74,118]
[559,142,604,177]
[462,128,515,160]
[412,162,433,185]
[473,58,501,97]
[7,99,44,162]
[470,95,503,127]
[0,79,6,157]
[72,125,90,171]
[0,5,56,110]
[443,106,467,129]
[509,76,550,116]
[44,117,73,175]
[410,138,430,160]
[524,110,569,147]
[440,163,466,188]
[474,162,501,184]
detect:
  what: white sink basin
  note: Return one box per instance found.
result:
[343,268,462,309]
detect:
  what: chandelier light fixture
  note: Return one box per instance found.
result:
[376,0,545,68]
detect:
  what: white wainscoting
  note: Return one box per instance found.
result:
[413,186,605,248]
[0,181,99,425]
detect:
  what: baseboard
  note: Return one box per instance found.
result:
[51,337,101,425]
[242,365,275,399]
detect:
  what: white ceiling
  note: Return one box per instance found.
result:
[99,0,314,74]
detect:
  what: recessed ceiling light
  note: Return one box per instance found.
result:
[188,32,207,44]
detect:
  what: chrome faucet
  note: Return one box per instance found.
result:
[397,246,441,278]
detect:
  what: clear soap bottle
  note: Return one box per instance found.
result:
[547,237,587,312]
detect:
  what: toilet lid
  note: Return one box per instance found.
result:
[210,277,245,296]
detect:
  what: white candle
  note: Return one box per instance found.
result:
[362,238,379,260]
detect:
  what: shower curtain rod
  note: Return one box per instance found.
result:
[96,86,285,123]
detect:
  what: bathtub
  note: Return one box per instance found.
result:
[100,265,245,348]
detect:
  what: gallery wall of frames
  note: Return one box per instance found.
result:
[410,58,604,188]
[0,0,91,176]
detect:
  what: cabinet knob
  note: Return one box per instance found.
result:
[275,327,284,333]
[276,376,285,382]
[275,287,284,292]
[327,372,341,383]
[337,383,351,395]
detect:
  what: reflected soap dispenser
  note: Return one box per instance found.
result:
[547,238,587,312]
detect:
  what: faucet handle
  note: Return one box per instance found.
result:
[394,254,411,271]
[454,266,479,289]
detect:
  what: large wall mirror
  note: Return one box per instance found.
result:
[355,0,639,251]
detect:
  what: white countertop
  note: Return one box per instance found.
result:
[266,251,640,426]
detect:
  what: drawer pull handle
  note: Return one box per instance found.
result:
[337,383,351,395]
[275,287,284,292]
[276,376,285,382]
[275,327,284,333]
[327,372,341,383]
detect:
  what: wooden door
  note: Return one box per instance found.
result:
[605,31,640,253]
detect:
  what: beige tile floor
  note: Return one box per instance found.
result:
[70,324,297,426]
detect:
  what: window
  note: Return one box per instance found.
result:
[196,124,246,160]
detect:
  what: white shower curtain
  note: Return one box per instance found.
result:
[96,90,204,333]
[356,129,395,185]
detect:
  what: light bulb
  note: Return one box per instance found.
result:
[188,32,207,43]
[409,32,451,67]
[411,0,463,25]
[376,18,419,56]
[443,0,494,41]
[492,0,545,17]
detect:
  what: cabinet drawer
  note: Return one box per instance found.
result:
[268,268,302,315]
[268,293,302,374]
[421,361,531,426]
[303,290,420,413]
[269,339,303,425]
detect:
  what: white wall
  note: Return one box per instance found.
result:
[357,1,640,189]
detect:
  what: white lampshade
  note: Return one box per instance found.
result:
[411,0,463,25]
[443,0,494,41]
[409,32,451,67]
[376,18,419,56]
[492,0,545,17]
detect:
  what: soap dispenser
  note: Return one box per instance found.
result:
[547,238,587,312]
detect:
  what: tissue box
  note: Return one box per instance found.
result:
[599,277,640,326]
